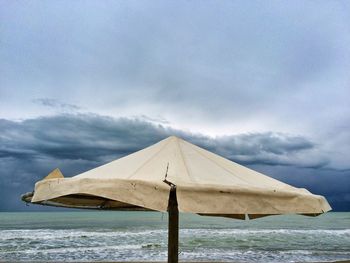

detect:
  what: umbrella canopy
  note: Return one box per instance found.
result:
[23,135,330,218]
[22,135,331,263]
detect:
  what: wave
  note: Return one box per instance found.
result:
[1,228,349,240]
[1,228,349,262]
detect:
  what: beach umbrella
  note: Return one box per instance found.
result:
[22,136,331,263]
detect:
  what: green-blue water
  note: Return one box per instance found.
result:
[0,211,349,262]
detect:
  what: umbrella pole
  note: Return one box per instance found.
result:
[168,185,178,263]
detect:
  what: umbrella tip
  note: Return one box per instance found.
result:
[21,192,34,203]
[168,135,181,140]
[43,168,64,180]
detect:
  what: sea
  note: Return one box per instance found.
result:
[0,211,349,262]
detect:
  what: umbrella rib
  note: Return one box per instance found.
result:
[126,138,173,179]
[176,138,197,183]
[186,143,293,188]
[184,140,253,185]
[163,162,175,188]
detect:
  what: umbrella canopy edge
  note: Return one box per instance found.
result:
[26,176,331,217]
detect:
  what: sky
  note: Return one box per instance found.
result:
[0,0,349,211]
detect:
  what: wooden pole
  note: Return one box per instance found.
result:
[168,185,178,263]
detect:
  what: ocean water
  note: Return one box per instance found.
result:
[0,211,349,262]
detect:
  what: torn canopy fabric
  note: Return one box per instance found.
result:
[24,136,331,220]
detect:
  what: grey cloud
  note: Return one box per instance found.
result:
[0,113,347,211]
[184,133,329,169]
[32,98,81,112]
[199,133,314,156]
[0,114,325,168]
[135,115,170,125]
[1,116,158,162]
[2,1,349,129]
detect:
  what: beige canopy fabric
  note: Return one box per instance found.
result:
[26,136,331,219]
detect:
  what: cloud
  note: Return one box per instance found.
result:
[136,115,170,125]
[1,113,348,211]
[1,1,349,137]
[0,2,349,212]
[0,113,326,167]
[196,133,329,169]
[32,98,81,112]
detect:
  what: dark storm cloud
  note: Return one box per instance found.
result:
[0,114,323,167]
[1,113,348,211]
[189,133,326,168]
[0,115,168,163]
